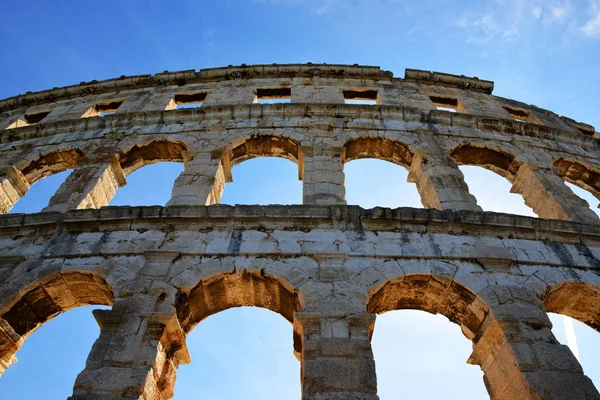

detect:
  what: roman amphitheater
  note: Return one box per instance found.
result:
[0,63,599,399]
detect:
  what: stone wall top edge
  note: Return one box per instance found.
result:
[403,68,494,94]
[2,205,599,240]
[0,63,394,113]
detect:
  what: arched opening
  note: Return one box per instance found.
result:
[0,305,110,398]
[344,137,421,208]
[5,148,83,214]
[174,270,302,399]
[450,144,534,216]
[110,140,187,206]
[554,158,600,218]
[450,144,521,179]
[368,274,489,399]
[0,271,113,382]
[543,282,600,388]
[221,135,302,205]
[372,311,487,399]
[8,169,72,213]
[110,162,184,206]
[175,308,300,399]
[459,166,535,216]
[119,139,187,175]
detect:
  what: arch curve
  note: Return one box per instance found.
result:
[368,274,489,339]
[450,143,521,180]
[17,148,83,185]
[229,134,300,167]
[119,139,188,175]
[1,271,114,337]
[553,158,600,202]
[0,271,113,377]
[542,281,600,332]
[344,136,414,168]
[176,270,303,334]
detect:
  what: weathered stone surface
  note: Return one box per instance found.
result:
[0,63,599,399]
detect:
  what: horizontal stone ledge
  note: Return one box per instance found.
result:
[2,103,595,151]
[1,205,600,239]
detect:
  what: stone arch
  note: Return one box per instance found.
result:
[553,158,600,203]
[542,281,600,332]
[228,134,300,167]
[176,269,303,334]
[343,136,414,168]
[450,143,521,181]
[367,273,489,340]
[119,139,188,175]
[17,147,83,185]
[0,271,113,377]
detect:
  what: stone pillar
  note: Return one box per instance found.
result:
[0,318,21,378]
[291,85,345,104]
[470,287,599,400]
[295,312,378,400]
[301,146,346,205]
[511,163,599,224]
[202,84,256,106]
[166,150,231,206]
[0,166,30,214]
[408,151,481,211]
[42,155,126,213]
[70,281,190,399]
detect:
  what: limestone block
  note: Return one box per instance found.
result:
[0,167,29,214]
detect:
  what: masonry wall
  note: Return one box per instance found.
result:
[0,64,599,399]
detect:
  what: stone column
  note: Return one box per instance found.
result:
[511,163,599,224]
[408,151,481,211]
[0,318,21,378]
[295,312,378,400]
[301,146,346,205]
[291,85,345,104]
[470,286,599,400]
[166,150,231,206]
[43,155,126,213]
[70,280,190,399]
[0,166,30,214]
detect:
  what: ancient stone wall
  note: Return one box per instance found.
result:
[0,63,599,399]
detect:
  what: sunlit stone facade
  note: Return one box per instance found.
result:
[0,64,599,399]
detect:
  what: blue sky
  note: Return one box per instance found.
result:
[1,1,600,399]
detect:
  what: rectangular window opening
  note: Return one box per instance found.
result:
[503,106,530,122]
[175,92,207,109]
[24,111,51,124]
[343,89,378,105]
[255,88,292,104]
[430,96,459,112]
[576,126,595,136]
[90,100,124,118]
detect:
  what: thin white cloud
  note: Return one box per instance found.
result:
[456,0,600,46]
[563,315,580,360]
[582,0,600,37]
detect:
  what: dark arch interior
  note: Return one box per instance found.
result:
[367,274,488,339]
[1,271,113,338]
[176,270,302,334]
[119,139,188,175]
[543,281,600,332]
[19,148,83,185]
[229,135,299,166]
[553,158,600,201]
[344,137,413,168]
[450,144,521,180]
